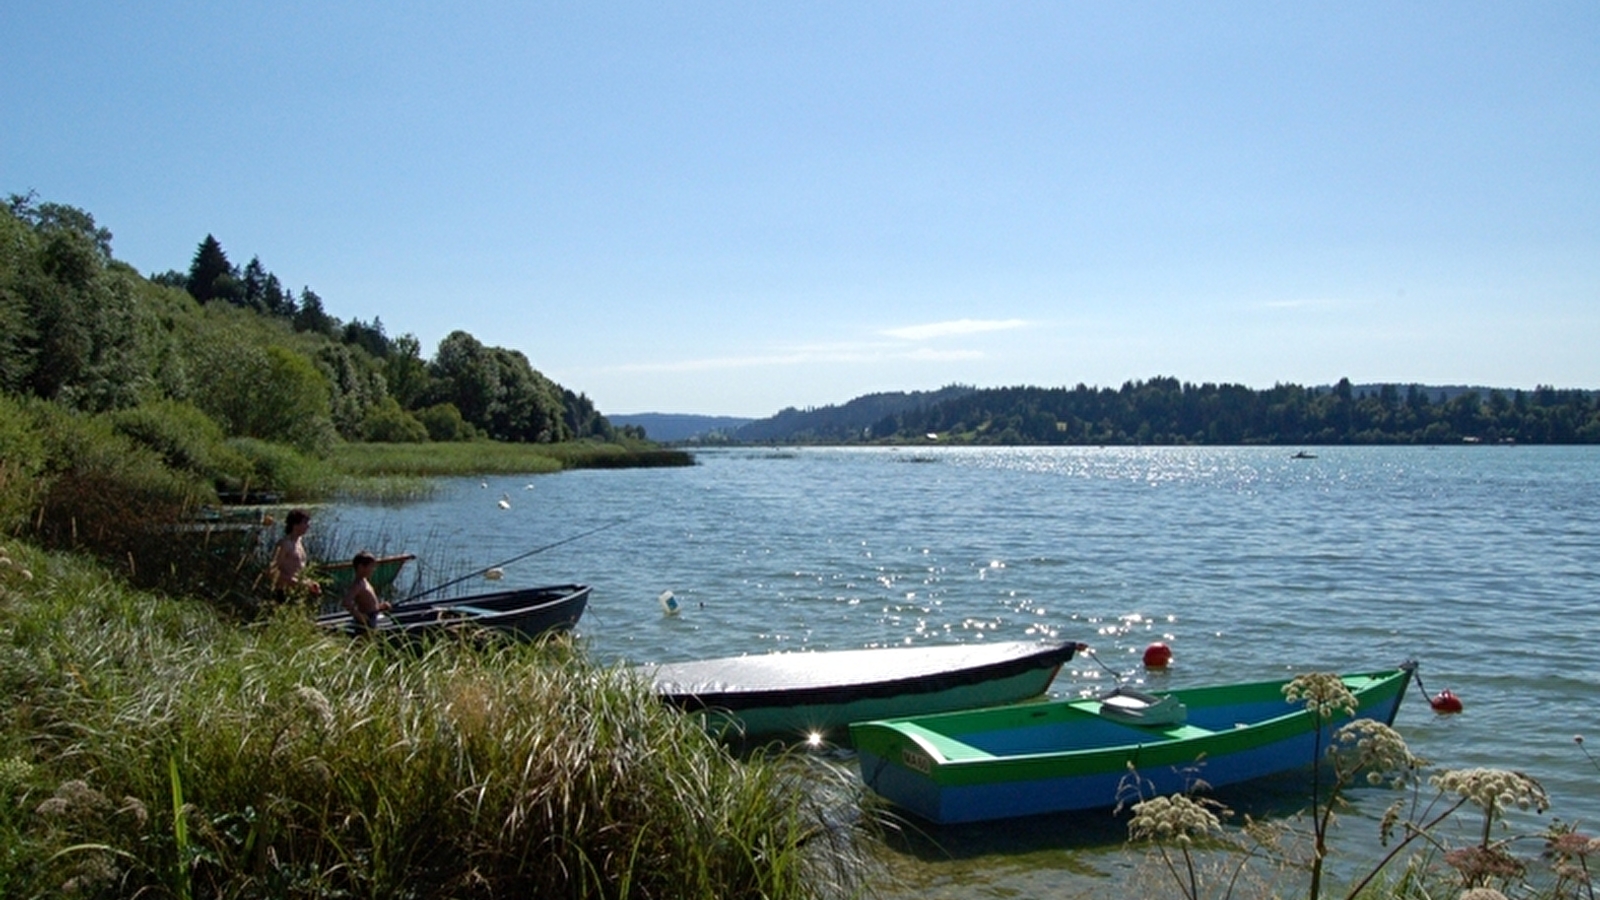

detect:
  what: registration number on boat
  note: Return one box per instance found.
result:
[900,747,931,774]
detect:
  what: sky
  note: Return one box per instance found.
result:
[4,2,1597,418]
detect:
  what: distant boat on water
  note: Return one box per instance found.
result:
[1291,450,1317,459]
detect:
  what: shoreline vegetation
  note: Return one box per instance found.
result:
[0,542,872,899]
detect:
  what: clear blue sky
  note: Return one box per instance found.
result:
[5,2,1597,417]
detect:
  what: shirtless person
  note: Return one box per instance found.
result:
[271,509,322,600]
[341,551,391,629]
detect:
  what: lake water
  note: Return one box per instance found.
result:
[324,445,1600,894]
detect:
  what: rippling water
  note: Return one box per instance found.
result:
[327,445,1600,893]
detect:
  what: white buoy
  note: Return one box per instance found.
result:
[658,590,681,616]
[485,568,504,581]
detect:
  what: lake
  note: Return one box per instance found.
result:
[324,445,1600,894]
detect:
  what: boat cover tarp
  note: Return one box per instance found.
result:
[642,640,1078,712]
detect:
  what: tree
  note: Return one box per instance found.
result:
[1,200,147,410]
[292,287,338,336]
[241,256,269,312]
[185,235,236,304]
[315,342,388,440]
[428,331,499,428]
[383,333,431,409]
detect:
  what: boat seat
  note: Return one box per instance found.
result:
[1097,687,1189,727]
[436,605,497,618]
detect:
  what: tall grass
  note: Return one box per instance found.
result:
[329,440,693,479]
[0,542,874,899]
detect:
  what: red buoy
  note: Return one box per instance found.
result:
[1143,642,1172,668]
[1429,689,1463,714]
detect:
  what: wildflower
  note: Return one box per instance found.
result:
[1445,845,1524,882]
[117,796,150,830]
[1545,829,1600,885]
[1431,768,1549,815]
[1283,672,1357,720]
[295,684,335,731]
[36,779,112,820]
[1128,794,1222,845]
[1379,798,1406,846]
[1330,719,1423,787]
[0,755,34,792]
[1457,889,1509,900]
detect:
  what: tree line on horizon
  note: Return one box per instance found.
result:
[691,379,1600,446]
[853,377,1600,445]
[1,192,634,453]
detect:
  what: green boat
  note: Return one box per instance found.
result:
[318,553,416,601]
[850,663,1416,824]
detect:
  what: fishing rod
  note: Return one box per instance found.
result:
[396,516,635,605]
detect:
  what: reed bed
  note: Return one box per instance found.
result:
[329,441,693,479]
[0,542,875,899]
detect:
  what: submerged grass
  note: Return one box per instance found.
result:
[0,541,875,899]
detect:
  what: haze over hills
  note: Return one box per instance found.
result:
[604,413,755,443]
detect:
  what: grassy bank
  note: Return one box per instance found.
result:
[0,541,872,899]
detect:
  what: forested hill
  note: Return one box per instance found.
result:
[729,385,979,443]
[740,378,1600,445]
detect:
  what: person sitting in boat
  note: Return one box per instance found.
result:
[271,509,322,601]
[341,550,391,629]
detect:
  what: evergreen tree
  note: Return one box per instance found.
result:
[292,287,338,336]
[241,256,269,312]
[185,235,235,303]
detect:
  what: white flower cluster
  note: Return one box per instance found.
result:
[1431,767,1550,815]
[1283,672,1357,720]
[1331,719,1423,786]
[1128,794,1222,845]
[295,684,336,732]
[0,755,34,792]
[1458,888,1509,900]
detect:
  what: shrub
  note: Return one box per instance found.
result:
[360,396,428,443]
[106,398,253,487]
[224,437,331,501]
[416,401,474,442]
[0,393,49,534]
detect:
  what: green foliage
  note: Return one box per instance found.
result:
[107,399,253,486]
[185,320,337,455]
[1,197,152,412]
[225,437,331,500]
[314,342,387,440]
[360,396,428,443]
[427,331,574,443]
[416,401,474,441]
[383,332,431,408]
[0,393,49,534]
[0,402,269,598]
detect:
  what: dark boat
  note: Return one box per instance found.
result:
[639,639,1082,742]
[316,583,590,642]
